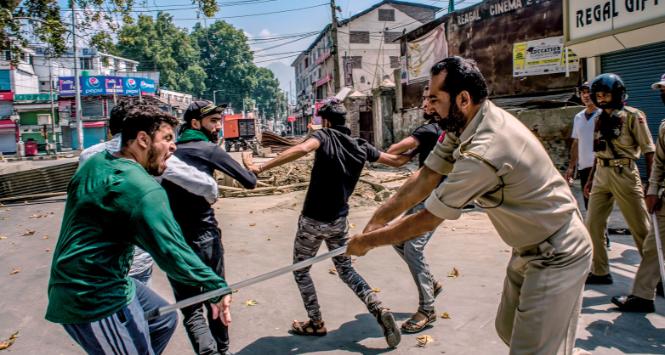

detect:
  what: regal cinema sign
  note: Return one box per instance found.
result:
[567,0,665,42]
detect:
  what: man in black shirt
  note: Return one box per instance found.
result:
[163,100,257,355]
[384,85,444,333]
[243,98,408,348]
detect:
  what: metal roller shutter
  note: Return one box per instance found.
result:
[602,41,665,179]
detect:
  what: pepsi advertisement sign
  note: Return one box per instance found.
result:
[58,76,156,96]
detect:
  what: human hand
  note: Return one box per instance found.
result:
[241,152,254,169]
[583,182,592,199]
[564,168,574,185]
[346,234,372,256]
[210,294,232,326]
[646,195,661,214]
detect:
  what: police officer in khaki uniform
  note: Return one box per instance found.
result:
[347,56,592,355]
[583,73,655,285]
[612,73,665,312]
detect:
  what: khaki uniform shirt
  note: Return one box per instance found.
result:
[594,106,654,161]
[647,119,665,196]
[424,100,579,249]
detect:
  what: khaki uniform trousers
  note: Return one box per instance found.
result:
[632,206,665,300]
[586,164,650,275]
[496,212,591,355]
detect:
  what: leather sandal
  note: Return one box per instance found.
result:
[290,319,327,336]
[401,309,437,334]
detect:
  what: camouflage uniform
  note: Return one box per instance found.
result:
[293,214,382,321]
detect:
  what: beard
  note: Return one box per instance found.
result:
[423,112,441,124]
[202,126,219,143]
[437,101,467,135]
[146,145,167,176]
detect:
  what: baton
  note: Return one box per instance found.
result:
[145,245,347,320]
[650,214,665,291]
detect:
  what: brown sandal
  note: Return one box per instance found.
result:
[401,310,437,334]
[290,319,327,336]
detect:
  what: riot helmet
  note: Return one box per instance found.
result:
[590,73,626,110]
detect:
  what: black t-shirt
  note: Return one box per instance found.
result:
[302,127,381,222]
[411,122,444,167]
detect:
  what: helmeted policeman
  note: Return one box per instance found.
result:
[583,73,655,284]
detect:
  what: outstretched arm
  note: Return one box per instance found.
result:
[243,138,321,174]
[387,136,419,155]
[375,152,413,167]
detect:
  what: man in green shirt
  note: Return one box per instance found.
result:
[46,104,231,354]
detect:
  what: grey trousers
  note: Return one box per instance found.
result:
[393,202,437,312]
[293,214,380,322]
[495,212,591,355]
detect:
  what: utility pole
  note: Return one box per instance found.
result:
[71,1,84,150]
[48,57,56,154]
[330,0,341,94]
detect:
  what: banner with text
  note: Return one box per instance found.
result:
[407,22,448,83]
[58,76,156,97]
[513,36,579,77]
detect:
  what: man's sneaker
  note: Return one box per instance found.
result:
[657,281,664,298]
[611,295,655,313]
[371,307,401,348]
[585,272,613,285]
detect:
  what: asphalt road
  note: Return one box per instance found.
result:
[0,190,663,354]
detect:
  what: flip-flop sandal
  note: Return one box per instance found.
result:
[290,319,327,336]
[401,310,437,334]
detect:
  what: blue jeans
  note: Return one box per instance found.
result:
[393,202,437,312]
[63,280,177,355]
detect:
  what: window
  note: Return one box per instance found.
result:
[343,56,362,69]
[81,100,103,118]
[390,56,400,69]
[378,9,395,21]
[350,31,370,44]
[360,76,366,84]
[384,31,401,43]
[80,58,93,70]
[3,51,10,61]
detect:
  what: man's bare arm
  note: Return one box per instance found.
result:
[349,209,443,256]
[387,136,419,155]
[364,165,442,233]
[375,152,413,168]
[243,138,320,174]
[565,139,579,182]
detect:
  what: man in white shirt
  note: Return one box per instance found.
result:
[565,82,601,210]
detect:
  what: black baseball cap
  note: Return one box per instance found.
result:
[184,100,227,122]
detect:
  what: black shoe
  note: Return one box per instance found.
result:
[611,295,655,313]
[371,307,401,348]
[585,272,613,285]
[657,281,664,298]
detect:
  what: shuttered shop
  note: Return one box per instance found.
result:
[601,41,665,178]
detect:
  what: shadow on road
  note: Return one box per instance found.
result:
[236,313,411,355]
[576,312,665,354]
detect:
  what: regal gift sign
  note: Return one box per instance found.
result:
[568,0,665,42]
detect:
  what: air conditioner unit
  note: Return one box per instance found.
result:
[37,114,52,125]
[81,48,97,56]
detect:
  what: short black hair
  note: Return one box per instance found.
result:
[121,105,179,147]
[317,98,346,125]
[109,98,139,135]
[430,56,488,104]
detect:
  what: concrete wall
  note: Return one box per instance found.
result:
[392,107,426,143]
[509,106,581,171]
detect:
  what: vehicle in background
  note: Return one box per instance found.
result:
[223,114,257,152]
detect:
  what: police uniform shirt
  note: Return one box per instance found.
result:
[594,106,655,161]
[423,100,579,249]
[648,120,665,195]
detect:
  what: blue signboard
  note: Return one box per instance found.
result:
[58,76,156,97]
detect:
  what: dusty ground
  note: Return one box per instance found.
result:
[0,186,664,354]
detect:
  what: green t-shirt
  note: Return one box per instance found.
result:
[46,152,227,324]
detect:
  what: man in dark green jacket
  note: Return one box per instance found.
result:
[46,104,231,355]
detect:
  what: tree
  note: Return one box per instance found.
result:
[252,67,284,119]
[115,13,207,95]
[1,0,220,59]
[192,21,257,109]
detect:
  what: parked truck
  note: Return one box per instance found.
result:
[222,114,257,152]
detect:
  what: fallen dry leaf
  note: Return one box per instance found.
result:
[42,235,49,240]
[349,223,356,229]
[0,235,7,240]
[45,248,51,253]
[243,299,258,306]
[440,312,451,319]
[447,267,460,278]
[328,268,337,275]
[416,334,433,347]
[0,331,19,350]
[9,267,21,275]
[22,229,35,236]
[266,237,271,241]
[249,223,256,227]
[249,210,254,214]
[29,213,48,219]
[372,287,381,293]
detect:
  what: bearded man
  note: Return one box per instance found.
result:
[162,101,257,355]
